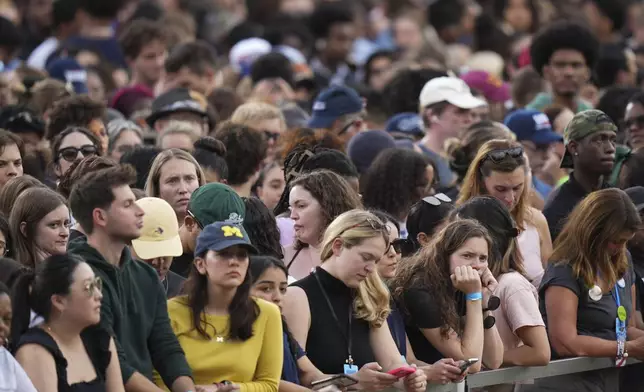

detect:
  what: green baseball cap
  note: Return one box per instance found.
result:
[560,109,617,169]
[187,183,245,228]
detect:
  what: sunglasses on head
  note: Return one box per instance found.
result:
[59,145,98,162]
[423,193,452,206]
[482,147,524,164]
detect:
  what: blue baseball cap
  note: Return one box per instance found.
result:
[195,222,258,257]
[46,58,89,94]
[504,109,563,146]
[385,113,425,138]
[308,85,363,129]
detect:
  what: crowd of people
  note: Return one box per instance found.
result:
[0,0,643,391]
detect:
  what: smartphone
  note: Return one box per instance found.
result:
[459,358,479,374]
[311,374,359,390]
[387,366,416,379]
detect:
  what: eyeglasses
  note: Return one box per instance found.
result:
[390,238,415,257]
[58,145,98,163]
[187,209,204,230]
[422,193,452,206]
[83,277,102,297]
[482,147,524,164]
[264,131,280,142]
[623,115,644,130]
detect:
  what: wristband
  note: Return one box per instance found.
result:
[465,292,483,301]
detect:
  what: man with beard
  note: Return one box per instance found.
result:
[527,21,600,113]
[69,165,197,392]
[543,110,617,241]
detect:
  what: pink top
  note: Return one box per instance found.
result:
[492,271,545,352]
[277,216,296,247]
[518,224,543,287]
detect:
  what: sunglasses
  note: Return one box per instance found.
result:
[423,193,452,206]
[482,147,524,164]
[59,145,98,162]
[623,115,644,130]
[338,217,390,244]
[390,238,415,257]
[187,209,204,230]
[264,131,281,142]
[83,276,102,297]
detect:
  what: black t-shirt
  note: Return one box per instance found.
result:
[543,173,611,241]
[401,287,465,364]
[291,267,375,374]
[171,252,194,278]
[539,263,635,359]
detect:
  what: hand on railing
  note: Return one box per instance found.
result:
[422,359,465,385]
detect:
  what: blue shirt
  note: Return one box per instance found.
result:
[282,331,306,384]
[387,305,407,358]
[63,36,127,69]
[533,177,553,200]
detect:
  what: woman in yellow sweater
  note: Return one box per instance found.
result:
[162,221,283,392]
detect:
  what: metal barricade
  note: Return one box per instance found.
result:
[426,357,641,392]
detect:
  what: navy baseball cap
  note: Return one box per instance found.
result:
[195,222,258,257]
[385,113,425,139]
[504,109,563,145]
[626,186,644,212]
[308,85,363,129]
[46,58,89,94]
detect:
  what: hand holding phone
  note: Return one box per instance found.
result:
[459,358,479,374]
[386,366,416,379]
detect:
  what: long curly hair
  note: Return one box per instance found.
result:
[390,219,492,337]
[361,148,434,221]
[243,197,284,259]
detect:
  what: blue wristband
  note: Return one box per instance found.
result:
[466,292,483,301]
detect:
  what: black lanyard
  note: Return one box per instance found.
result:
[313,270,354,365]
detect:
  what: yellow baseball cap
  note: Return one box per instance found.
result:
[131,197,183,260]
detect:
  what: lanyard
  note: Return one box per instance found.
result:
[612,283,626,329]
[313,270,354,365]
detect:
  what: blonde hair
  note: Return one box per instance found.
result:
[319,209,391,328]
[231,102,286,130]
[157,121,201,148]
[144,148,206,197]
[457,139,529,230]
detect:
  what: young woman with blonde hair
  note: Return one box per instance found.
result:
[283,210,427,392]
[231,102,287,162]
[457,139,552,287]
[145,148,206,224]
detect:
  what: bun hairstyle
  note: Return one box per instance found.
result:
[194,136,227,156]
[447,121,514,183]
[192,137,229,182]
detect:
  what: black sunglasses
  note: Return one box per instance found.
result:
[187,209,203,230]
[482,147,524,164]
[264,130,280,142]
[390,238,415,257]
[422,193,452,206]
[58,145,98,162]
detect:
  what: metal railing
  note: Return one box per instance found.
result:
[426,357,641,392]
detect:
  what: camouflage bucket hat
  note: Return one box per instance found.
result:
[560,109,617,169]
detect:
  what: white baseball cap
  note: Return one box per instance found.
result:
[419,76,486,109]
[131,197,183,260]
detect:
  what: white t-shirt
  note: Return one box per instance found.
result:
[0,347,37,392]
[26,37,59,70]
